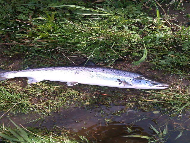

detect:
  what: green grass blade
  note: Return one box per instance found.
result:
[75,12,111,16]
[123,134,150,139]
[163,125,168,135]
[9,119,30,142]
[175,131,183,140]
[150,124,159,134]
[133,48,147,65]
[156,8,160,19]
[8,128,23,142]
[49,5,111,16]
[0,133,20,142]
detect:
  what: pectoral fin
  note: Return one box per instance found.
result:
[0,69,8,81]
[117,79,132,86]
[67,82,78,86]
[27,77,41,84]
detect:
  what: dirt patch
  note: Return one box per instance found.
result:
[145,1,190,26]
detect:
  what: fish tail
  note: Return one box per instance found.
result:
[0,69,8,81]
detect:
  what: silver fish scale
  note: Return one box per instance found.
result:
[3,67,139,84]
[16,67,140,78]
[0,66,169,89]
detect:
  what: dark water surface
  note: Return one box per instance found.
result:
[1,105,190,143]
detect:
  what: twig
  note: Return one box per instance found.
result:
[0,103,17,119]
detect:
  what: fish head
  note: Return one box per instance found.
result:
[131,76,169,89]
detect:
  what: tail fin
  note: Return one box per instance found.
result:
[0,69,8,81]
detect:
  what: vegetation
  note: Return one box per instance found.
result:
[0,0,189,142]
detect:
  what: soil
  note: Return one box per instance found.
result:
[146,1,190,26]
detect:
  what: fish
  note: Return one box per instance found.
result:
[0,62,169,89]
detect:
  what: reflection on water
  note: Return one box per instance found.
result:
[74,123,149,143]
[1,105,190,143]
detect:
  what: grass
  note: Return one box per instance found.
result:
[0,0,190,142]
[1,0,189,72]
[0,119,80,143]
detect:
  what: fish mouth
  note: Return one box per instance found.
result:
[132,77,169,89]
[152,83,169,89]
[133,83,169,89]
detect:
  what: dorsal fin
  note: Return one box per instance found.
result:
[80,60,96,66]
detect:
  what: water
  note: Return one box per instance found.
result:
[1,105,190,143]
